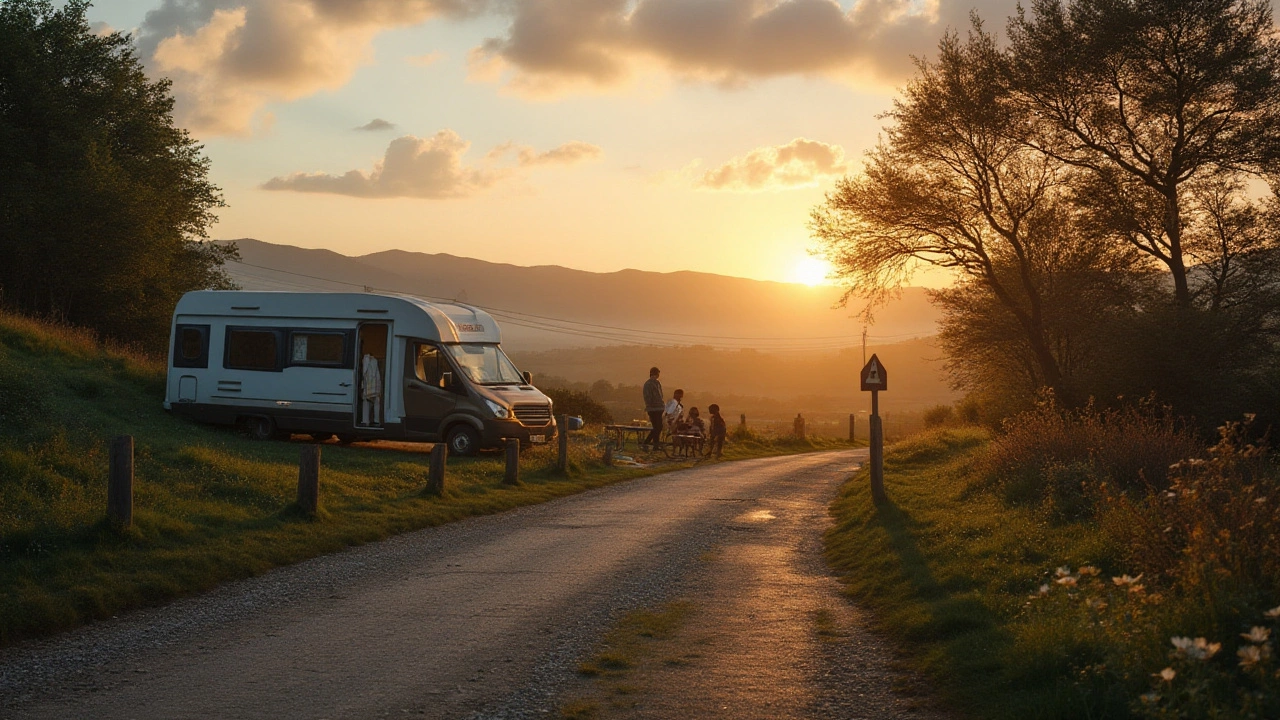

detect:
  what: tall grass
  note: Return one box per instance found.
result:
[827,403,1279,718]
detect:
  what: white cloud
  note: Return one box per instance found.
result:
[261,131,599,198]
[696,138,848,191]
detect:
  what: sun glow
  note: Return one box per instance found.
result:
[791,256,833,286]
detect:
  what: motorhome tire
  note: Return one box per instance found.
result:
[336,434,358,445]
[244,416,277,441]
[446,425,480,456]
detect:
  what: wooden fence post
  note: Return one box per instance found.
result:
[504,438,520,485]
[739,413,747,429]
[793,413,806,439]
[849,413,856,442]
[557,415,569,473]
[297,444,321,516]
[603,441,613,466]
[108,435,133,528]
[428,443,447,494]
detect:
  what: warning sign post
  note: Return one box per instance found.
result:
[860,354,888,504]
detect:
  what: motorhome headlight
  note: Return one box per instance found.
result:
[484,399,510,419]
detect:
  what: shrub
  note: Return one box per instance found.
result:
[543,388,613,425]
[922,404,955,428]
[984,391,1201,513]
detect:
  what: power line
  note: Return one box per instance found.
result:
[224,258,931,350]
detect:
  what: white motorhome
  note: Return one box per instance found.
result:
[164,291,556,455]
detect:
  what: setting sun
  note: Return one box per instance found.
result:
[791,255,834,286]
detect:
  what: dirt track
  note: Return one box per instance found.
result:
[1,450,944,719]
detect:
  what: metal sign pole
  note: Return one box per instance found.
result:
[860,353,888,505]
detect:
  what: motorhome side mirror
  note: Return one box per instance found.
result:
[441,371,453,388]
[522,371,532,386]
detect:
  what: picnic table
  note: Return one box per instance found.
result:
[605,424,652,449]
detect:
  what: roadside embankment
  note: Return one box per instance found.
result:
[826,419,1278,719]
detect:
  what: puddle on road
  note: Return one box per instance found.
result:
[740,510,776,522]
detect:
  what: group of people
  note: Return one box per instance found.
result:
[641,366,727,458]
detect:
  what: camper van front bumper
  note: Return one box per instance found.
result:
[483,418,557,446]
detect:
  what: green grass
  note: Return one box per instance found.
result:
[825,428,1126,719]
[0,312,854,646]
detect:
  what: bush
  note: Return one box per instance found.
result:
[543,388,613,425]
[984,392,1201,513]
[922,404,955,428]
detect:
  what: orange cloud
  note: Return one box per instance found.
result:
[262,132,598,198]
[140,0,484,136]
[696,138,849,191]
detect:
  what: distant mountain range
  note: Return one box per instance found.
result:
[222,238,942,353]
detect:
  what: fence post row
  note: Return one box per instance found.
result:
[504,438,520,485]
[297,444,321,516]
[108,435,134,528]
[428,443,447,494]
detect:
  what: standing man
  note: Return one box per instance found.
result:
[643,366,664,450]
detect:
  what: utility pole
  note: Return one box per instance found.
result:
[860,354,888,505]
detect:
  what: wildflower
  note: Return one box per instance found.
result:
[1145,593,1164,605]
[1055,566,1072,578]
[1030,584,1050,599]
[1055,575,1078,587]
[1113,574,1143,587]
[1238,645,1271,668]
[1241,626,1271,644]
[1265,606,1280,620]
[1257,497,1268,504]
[1140,691,1161,704]
[1077,565,1100,577]
[1171,636,1221,661]
[1188,458,1206,467]
[1086,598,1108,611]
[1153,667,1176,682]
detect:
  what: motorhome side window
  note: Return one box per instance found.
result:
[172,324,209,368]
[225,329,280,371]
[411,343,445,386]
[290,332,345,366]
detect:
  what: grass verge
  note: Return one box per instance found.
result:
[0,312,853,646]
[827,425,1280,719]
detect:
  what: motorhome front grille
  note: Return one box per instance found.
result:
[513,404,552,425]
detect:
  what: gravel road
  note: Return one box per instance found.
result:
[1,450,942,719]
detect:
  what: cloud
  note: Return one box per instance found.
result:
[356,118,397,131]
[89,21,115,37]
[486,140,603,166]
[471,0,1019,95]
[138,0,486,136]
[696,138,848,191]
[262,131,597,198]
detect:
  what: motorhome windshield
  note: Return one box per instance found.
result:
[445,343,524,385]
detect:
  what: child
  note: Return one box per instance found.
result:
[684,407,705,437]
[707,404,727,458]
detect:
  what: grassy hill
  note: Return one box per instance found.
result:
[0,312,851,646]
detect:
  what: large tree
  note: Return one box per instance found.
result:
[1007,0,1280,308]
[810,23,1142,401]
[0,0,234,349]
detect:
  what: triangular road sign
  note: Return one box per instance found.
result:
[860,354,887,391]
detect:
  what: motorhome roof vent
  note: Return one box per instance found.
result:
[231,306,259,310]
[357,308,389,313]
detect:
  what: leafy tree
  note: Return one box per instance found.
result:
[810,22,1142,402]
[0,0,234,349]
[1008,0,1280,307]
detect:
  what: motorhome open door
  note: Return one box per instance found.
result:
[355,322,389,429]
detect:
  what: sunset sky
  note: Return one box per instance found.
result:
[88,0,1025,286]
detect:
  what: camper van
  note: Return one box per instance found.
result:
[164,291,556,455]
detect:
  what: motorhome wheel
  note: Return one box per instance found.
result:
[446,425,480,456]
[245,416,277,441]
[336,434,358,445]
